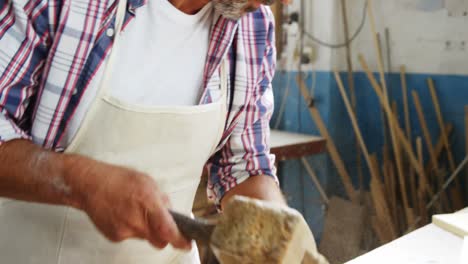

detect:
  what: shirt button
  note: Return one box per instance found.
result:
[106,28,115,37]
[72,88,78,95]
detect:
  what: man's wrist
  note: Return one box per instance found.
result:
[59,153,95,210]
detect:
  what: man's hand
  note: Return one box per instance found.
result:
[0,139,191,250]
[67,156,192,250]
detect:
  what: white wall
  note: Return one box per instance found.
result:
[279,0,338,71]
[283,0,468,75]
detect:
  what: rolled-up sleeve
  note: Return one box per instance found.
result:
[206,7,278,205]
[0,0,50,144]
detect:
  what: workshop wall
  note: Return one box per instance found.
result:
[271,0,468,241]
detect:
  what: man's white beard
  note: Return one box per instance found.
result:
[213,0,249,20]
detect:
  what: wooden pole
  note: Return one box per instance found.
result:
[400,66,414,170]
[358,54,434,197]
[416,137,427,226]
[385,28,393,79]
[412,91,451,211]
[425,123,454,174]
[400,66,412,143]
[301,158,330,204]
[427,79,464,210]
[370,154,398,241]
[427,78,456,172]
[334,71,397,238]
[340,0,364,200]
[400,66,416,207]
[388,161,399,231]
[367,0,389,101]
[334,70,375,183]
[392,101,412,225]
[466,106,468,194]
[377,32,389,148]
[296,75,358,203]
[367,0,409,224]
[412,91,439,173]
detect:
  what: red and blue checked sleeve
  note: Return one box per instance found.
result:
[0,1,50,144]
[206,8,278,205]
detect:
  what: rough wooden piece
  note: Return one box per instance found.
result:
[211,196,329,264]
[297,75,358,203]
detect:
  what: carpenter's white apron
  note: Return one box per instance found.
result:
[0,0,227,262]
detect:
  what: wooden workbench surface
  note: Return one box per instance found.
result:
[347,224,464,264]
[270,130,326,161]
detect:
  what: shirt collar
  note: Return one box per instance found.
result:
[128,0,147,13]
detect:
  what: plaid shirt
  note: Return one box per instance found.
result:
[0,0,277,203]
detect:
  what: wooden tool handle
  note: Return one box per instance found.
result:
[169,210,216,245]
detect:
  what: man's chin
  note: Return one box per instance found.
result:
[213,0,252,20]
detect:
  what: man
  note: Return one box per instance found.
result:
[0,0,286,262]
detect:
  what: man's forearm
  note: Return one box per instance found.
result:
[0,139,192,249]
[220,175,285,209]
[0,139,82,208]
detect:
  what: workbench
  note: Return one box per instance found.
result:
[270,130,326,161]
[347,224,465,264]
[193,129,325,216]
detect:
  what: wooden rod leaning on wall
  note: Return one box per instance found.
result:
[427,78,456,172]
[425,124,454,174]
[466,106,468,188]
[301,157,330,204]
[367,0,411,223]
[411,91,439,173]
[400,66,412,143]
[409,154,468,231]
[400,66,414,170]
[391,101,412,226]
[426,155,468,210]
[370,2,391,160]
[333,71,374,186]
[340,0,364,200]
[367,0,389,101]
[334,70,397,239]
[427,79,464,210]
[377,33,390,161]
[296,75,359,203]
[370,154,398,241]
[412,91,451,212]
[358,54,434,197]
[416,137,426,226]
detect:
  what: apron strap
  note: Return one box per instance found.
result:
[114,0,127,36]
[219,59,228,101]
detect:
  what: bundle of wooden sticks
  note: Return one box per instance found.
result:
[297,0,467,245]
